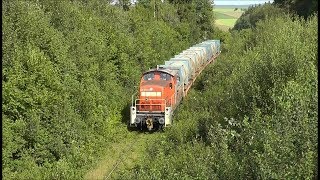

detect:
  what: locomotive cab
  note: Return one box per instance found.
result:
[130,68,177,130]
[139,71,174,111]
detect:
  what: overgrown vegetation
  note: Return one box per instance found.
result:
[2,0,216,179]
[232,3,285,30]
[117,3,318,180]
[274,0,318,18]
[3,0,318,179]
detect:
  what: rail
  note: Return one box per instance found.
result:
[104,133,145,179]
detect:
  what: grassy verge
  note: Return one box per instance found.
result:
[84,130,162,179]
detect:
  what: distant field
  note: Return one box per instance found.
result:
[214,8,244,31]
[216,19,238,27]
[215,12,236,19]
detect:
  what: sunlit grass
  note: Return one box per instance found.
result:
[214,8,244,31]
[213,8,244,12]
[216,19,238,27]
[214,12,236,19]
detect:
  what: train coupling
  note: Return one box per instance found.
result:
[146,117,153,131]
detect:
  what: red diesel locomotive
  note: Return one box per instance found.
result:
[129,40,221,130]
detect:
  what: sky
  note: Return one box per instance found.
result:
[127,0,274,6]
[214,0,274,5]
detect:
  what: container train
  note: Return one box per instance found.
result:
[129,40,221,131]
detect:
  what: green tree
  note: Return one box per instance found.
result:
[274,0,318,17]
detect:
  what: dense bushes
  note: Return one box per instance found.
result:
[274,0,318,18]
[2,0,216,179]
[117,7,318,180]
[233,3,285,30]
[4,0,317,179]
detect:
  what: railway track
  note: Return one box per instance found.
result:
[84,131,158,180]
[104,138,136,180]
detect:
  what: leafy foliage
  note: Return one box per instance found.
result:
[2,0,216,179]
[117,6,318,180]
[232,3,285,31]
[274,0,318,18]
[4,0,317,179]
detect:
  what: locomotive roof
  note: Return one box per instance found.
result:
[143,67,177,77]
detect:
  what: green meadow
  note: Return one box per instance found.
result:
[214,7,245,31]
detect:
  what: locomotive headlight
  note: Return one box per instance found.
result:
[159,118,165,124]
[135,117,141,124]
[131,107,136,115]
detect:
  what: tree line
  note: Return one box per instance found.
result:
[116,2,318,179]
[2,0,218,179]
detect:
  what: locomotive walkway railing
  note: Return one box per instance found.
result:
[132,92,176,113]
[135,98,166,112]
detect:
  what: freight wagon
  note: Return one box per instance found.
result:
[129,40,221,130]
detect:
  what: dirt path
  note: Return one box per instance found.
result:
[84,131,159,180]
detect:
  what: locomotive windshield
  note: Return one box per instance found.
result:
[160,72,171,81]
[143,73,155,80]
[143,72,172,81]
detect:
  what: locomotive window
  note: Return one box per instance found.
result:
[167,74,172,81]
[143,73,155,80]
[160,73,171,81]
